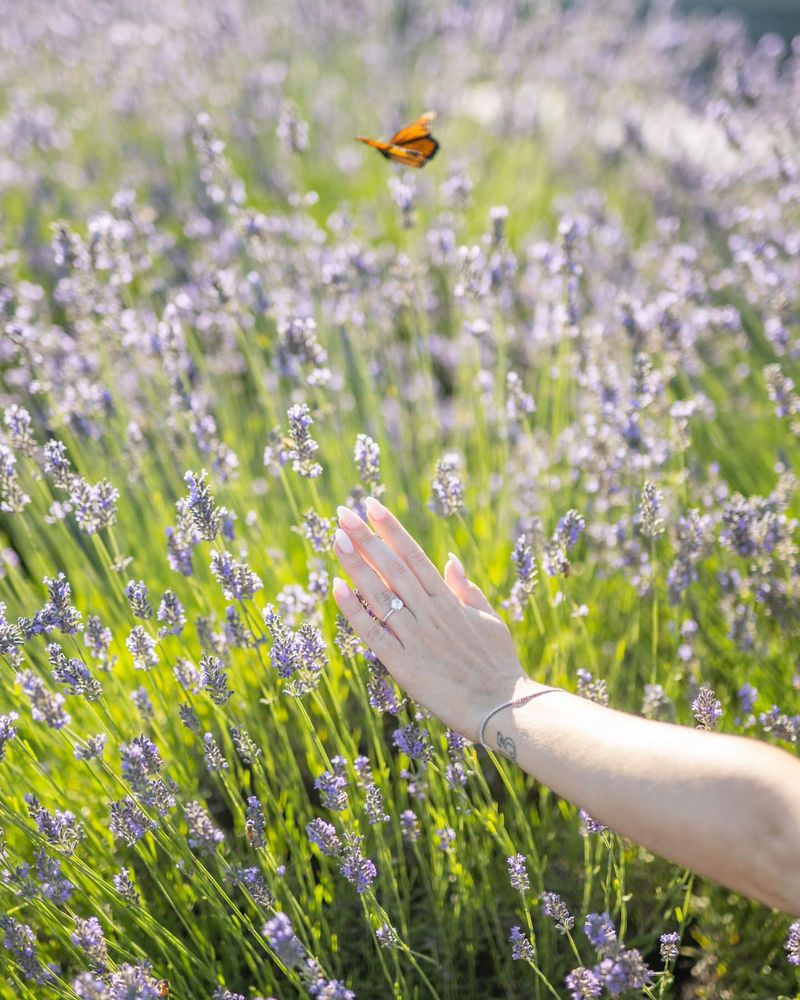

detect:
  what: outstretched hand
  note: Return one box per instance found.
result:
[331,497,536,741]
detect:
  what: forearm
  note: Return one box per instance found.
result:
[489,680,800,915]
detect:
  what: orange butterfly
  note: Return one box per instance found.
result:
[355,111,439,168]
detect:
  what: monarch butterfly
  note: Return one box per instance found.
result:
[355,111,439,168]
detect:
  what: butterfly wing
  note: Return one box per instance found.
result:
[385,135,439,168]
[389,111,437,146]
[356,112,439,167]
[355,136,393,159]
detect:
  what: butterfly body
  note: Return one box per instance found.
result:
[356,111,439,168]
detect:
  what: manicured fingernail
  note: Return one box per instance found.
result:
[334,528,354,554]
[448,551,466,578]
[332,576,350,599]
[337,505,363,530]
[365,496,389,519]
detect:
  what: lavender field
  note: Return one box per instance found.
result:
[1,0,799,997]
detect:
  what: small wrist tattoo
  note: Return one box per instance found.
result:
[495,731,517,761]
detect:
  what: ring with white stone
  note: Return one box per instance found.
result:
[379,596,405,627]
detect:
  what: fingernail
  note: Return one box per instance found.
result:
[337,504,363,530]
[448,551,466,578]
[334,528,354,554]
[332,576,349,599]
[365,496,389,519]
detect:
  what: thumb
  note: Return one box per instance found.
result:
[444,552,498,617]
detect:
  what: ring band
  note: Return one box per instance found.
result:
[380,596,404,627]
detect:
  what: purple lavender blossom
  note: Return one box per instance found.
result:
[210,550,263,601]
[565,967,602,999]
[0,445,30,513]
[42,572,83,634]
[263,912,305,968]
[364,785,390,825]
[692,686,722,731]
[759,706,798,744]
[16,670,70,729]
[392,723,432,762]
[307,818,342,856]
[365,651,404,714]
[200,652,233,704]
[0,604,24,656]
[540,891,575,934]
[354,434,384,496]
[436,827,456,851]
[400,810,420,842]
[0,916,52,983]
[314,769,348,812]
[583,912,617,954]
[125,580,153,619]
[42,440,75,490]
[157,590,185,635]
[48,642,102,700]
[593,949,652,994]
[284,403,322,479]
[84,614,114,667]
[231,726,262,764]
[179,703,200,732]
[72,972,111,998]
[660,931,680,963]
[579,810,608,836]
[0,711,19,762]
[227,865,274,907]
[25,793,83,852]
[339,834,377,893]
[223,605,251,648]
[507,853,530,893]
[126,626,158,671]
[131,686,154,720]
[185,800,224,853]
[110,796,156,845]
[184,469,229,541]
[69,478,119,535]
[509,926,536,962]
[376,924,399,949]
[737,683,758,715]
[105,963,162,997]
[35,847,75,903]
[786,922,800,966]
[429,452,465,517]
[166,499,200,576]
[120,735,163,796]
[203,732,228,772]
[638,482,665,539]
[71,916,108,972]
[113,868,140,906]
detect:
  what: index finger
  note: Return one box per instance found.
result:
[363,497,452,599]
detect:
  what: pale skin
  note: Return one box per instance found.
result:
[331,496,800,917]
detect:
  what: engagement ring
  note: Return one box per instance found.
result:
[379,596,404,627]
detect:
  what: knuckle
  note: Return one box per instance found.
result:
[439,589,462,611]
[389,556,411,581]
[364,621,385,646]
[407,546,429,568]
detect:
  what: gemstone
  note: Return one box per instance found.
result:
[390,597,403,610]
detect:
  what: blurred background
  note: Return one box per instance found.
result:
[688,0,800,37]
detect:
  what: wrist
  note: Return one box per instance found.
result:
[478,682,562,760]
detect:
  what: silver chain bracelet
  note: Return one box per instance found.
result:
[478,687,562,753]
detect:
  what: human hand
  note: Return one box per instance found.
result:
[331,497,538,742]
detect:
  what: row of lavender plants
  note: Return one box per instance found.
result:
[1,0,799,996]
